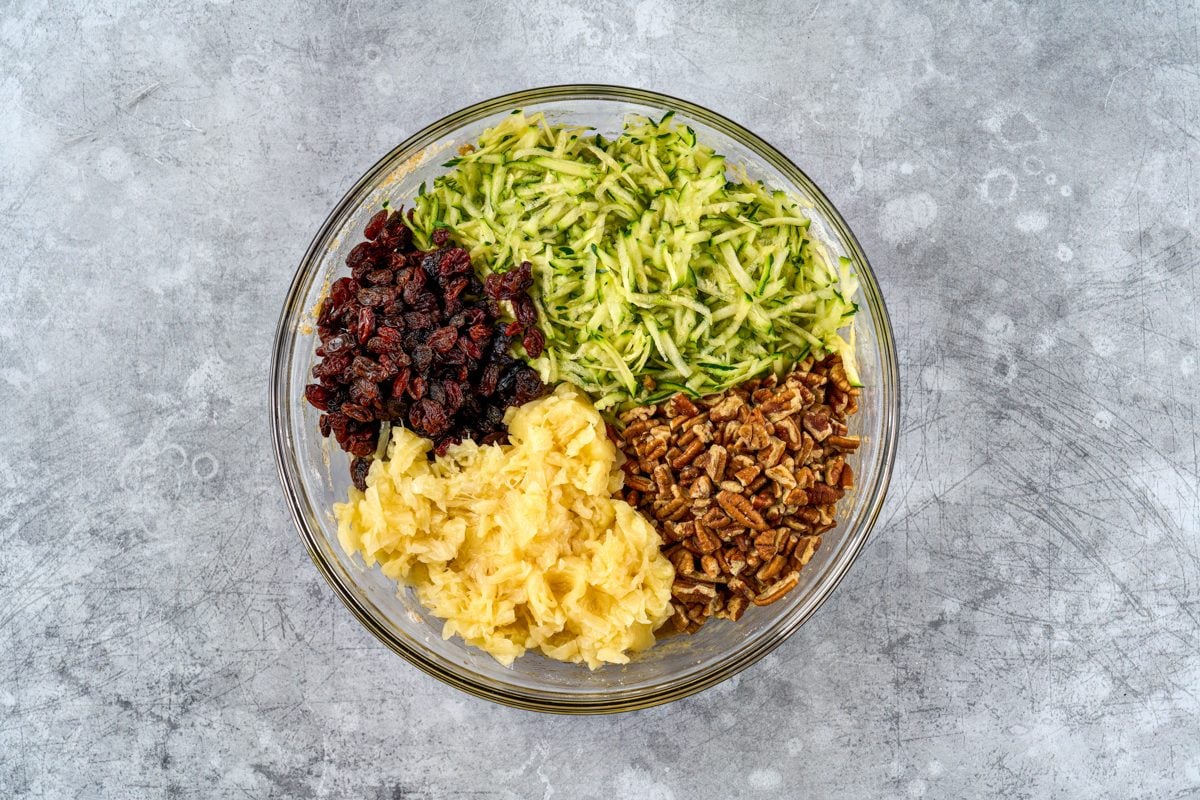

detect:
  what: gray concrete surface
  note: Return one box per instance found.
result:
[2,1,1198,797]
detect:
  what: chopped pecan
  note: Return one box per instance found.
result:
[702,444,728,483]
[765,464,797,488]
[839,463,855,490]
[688,474,713,499]
[753,571,800,605]
[802,411,832,442]
[671,548,695,575]
[825,455,845,488]
[652,464,675,495]
[716,490,768,531]
[708,394,744,422]
[666,394,700,418]
[699,509,730,531]
[757,554,788,583]
[669,438,705,470]
[826,434,861,452]
[692,524,722,554]
[734,464,762,487]
[672,580,717,604]
[785,486,809,506]
[721,595,749,621]
[807,482,843,506]
[753,531,778,561]
[625,473,653,493]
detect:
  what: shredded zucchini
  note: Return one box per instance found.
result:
[411,111,861,407]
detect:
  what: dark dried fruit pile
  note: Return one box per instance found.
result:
[304,208,545,489]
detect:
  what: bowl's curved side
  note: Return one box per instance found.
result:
[270,84,898,714]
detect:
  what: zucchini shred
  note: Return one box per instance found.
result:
[409,110,861,409]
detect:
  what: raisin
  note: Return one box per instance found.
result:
[355,307,375,344]
[346,242,377,270]
[523,328,545,359]
[408,375,426,400]
[351,356,388,382]
[391,369,411,399]
[363,209,388,241]
[412,344,434,373]
[350,456,373,490]
[513,369,545,403]
[318,414,332,438]
[365,269,393,286]
[459,337,484,361]
[467,323,491,342]
[427,326,458,353]
[347,434,376,458]
[305,384,333,411]
[341,403,372,422]
[358,287,392,308]
[330,277,358,307]
[479,363,501,396]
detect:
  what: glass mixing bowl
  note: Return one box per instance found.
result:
[270,85,898,713]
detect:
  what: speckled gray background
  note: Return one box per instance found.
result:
[2,1,1198,797]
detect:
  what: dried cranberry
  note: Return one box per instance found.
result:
[364,210,388,241]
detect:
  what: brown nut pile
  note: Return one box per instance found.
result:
[617,354,861,633]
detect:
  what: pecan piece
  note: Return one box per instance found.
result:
[666,394,700,418]
[702,444,728,483]
[757,554,788,582]
[670,438,705,470]
[652,464,675,495]
[752,571,800,606]
[802,411,833,442]
[688,475,713,499]
[826,434,861,452]
[734,464,762,487]
[808,482,843,506]
[708,394,744,422]
[624,473,653,493]
[716,490,768,531]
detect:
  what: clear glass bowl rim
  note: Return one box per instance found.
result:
[270,84,899,714]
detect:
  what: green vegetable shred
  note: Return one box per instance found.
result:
[410,111,861,408]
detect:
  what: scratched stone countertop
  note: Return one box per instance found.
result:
[2,1,1198,798]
